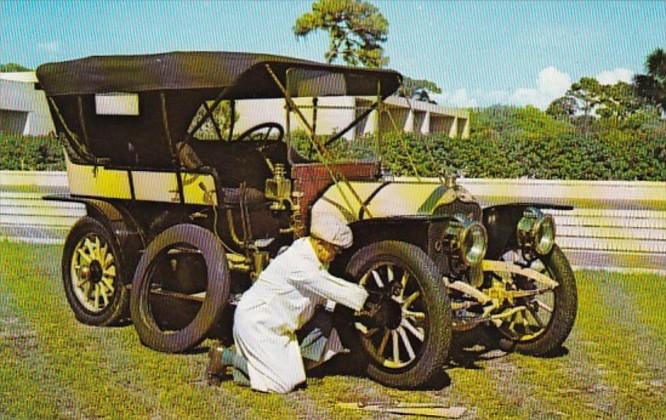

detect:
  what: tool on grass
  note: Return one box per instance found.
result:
[336,401,467,418]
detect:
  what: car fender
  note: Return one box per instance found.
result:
[483,203,573,259]
[44,194,145,284]
[330,215,455,277]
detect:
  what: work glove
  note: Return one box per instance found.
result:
[355,298,392,329]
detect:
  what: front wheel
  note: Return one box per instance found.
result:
[484,244,577,356]
[344,241,452,389]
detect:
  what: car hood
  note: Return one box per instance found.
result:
[311,178,477,222]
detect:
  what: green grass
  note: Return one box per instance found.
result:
[1,242,665,419]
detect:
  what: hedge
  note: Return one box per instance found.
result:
[2,129,665,181]
[0,133,65,171]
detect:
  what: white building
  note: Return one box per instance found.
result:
[234,95,470,140]
[0,72,54,136]
[0,71,469,140]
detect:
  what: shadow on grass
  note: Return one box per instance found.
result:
[446,327,570,369]
[306,349,453,391]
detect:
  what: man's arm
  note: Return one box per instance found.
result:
[289,268,368,311]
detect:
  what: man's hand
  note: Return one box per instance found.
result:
[355,299,392,329]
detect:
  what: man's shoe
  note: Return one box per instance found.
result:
[206,346,227,386]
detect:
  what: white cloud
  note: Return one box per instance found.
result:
[507,67,572,109]
[595,68,634,85]
[536,66,572,98]
[440,88,478,108]
[37,40,59,53]
[440,66,634,109]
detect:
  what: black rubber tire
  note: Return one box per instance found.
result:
[62,216,129,326]
[344,241,452,389]
[130,224,230,353]
[490,244,577,356]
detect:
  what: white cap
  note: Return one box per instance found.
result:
[310,214,353,248]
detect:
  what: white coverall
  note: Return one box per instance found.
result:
[233,237,368,393]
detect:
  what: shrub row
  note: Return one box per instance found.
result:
[0,133,65,171]
[2,129,665,181]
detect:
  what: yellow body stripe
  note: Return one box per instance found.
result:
[66,156,131,199]
[66,155,217,206]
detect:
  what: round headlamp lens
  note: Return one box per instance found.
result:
[534,214,555,255]
[460,223,487,266]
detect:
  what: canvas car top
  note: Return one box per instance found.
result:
[36,51,402,98]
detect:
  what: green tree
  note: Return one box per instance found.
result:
[546,96,577,122]
[190,101,239,140]
[634,48,666,112]
[293,0,389,68]
[400,77,442,103]
[567,77,603,119]
[549,77,651,133]
[0,63,31,72]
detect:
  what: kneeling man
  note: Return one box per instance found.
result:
[207,215,369,393]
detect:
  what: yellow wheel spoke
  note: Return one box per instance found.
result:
[102,277,115,293]
[104,252,115,269]
[371,270,384,288]
[398,326,416,360]
[359,273,369,287]
[392,331,400,363]
[104,265,116,278]
[100,243,108,263]
[508,315,518,335]
[76,276,88,287]
[536,299,553,313]
[527,306,546,329]
[387,265,394,283]
[77,248,92,263]
[377,330,390,356]
[403,309,425,320]
[84,238,95,255]
[401,318,424,342]
[94,285,101,309]
[100,287,109,306]
[402,291,420,308]
[94,237,101,260]
[400,272,409,300]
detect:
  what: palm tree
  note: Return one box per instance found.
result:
[634,48,666,112]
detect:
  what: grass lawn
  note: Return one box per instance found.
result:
[1,242,665,419]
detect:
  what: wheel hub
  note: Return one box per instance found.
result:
[385,299,402,330]
[88,260,103,284]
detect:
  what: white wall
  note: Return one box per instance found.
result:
[0,73,55,136]
[2,170,664,273]
[235,97,357,140]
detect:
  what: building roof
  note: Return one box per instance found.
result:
[0,72,38,83]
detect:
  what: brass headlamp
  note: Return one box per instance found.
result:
[445,214,488,267]
[517,207,556,256]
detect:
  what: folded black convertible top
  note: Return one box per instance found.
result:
[36,51,402,98]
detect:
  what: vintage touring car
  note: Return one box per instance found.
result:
[36,52,577,388]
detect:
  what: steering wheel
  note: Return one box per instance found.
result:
[235,122,284,142]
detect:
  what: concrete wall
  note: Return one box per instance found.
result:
[0,73,55,136]
[1,170,664,274]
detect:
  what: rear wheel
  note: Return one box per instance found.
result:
[130,224,230,353]
[62,217,129,326]
[344,241,451,389]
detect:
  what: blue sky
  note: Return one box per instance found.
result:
[2,0,664,108]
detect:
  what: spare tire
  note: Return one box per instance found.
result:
[130,224,229,353]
